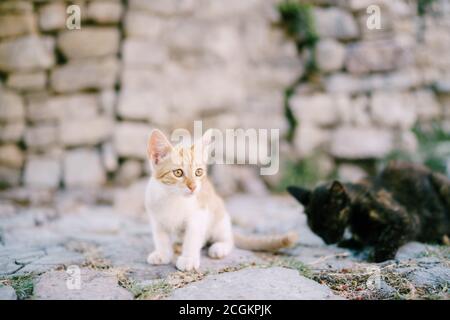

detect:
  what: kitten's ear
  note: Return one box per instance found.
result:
[330,181,349,200]
[287,186,311,206]
[148,129,172,165]
[330,181,350,210]
[330,181,346,195]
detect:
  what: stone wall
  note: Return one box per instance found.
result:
[0,0,449,194]
[117,0,301,195]
[0,0,123,190]
[284,0,450,183]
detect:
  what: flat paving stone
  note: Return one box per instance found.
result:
[34,268,133,300]
[199,248,262,273]
[395,257,450,290]
[3,227,65,247]
[2,190,449,300]
[0,246,46,276]
[168,267,344,300]
[0,285,17,300]
[0,244,85,276]
[227,195,323,246]
[27,250,84,274]
[287,244,362,271]
[395,242,439,261]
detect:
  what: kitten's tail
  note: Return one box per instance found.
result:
[233,231,298,251]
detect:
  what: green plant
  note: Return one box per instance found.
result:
[273,257,313,279]
[380,123,450,177]
[277,1,320,141]
[413,123,450,175]
[118,275,172,300]
[0,180,11,190]
[0,274,35,300]
[275,155,332,192]
[136,280,172,300]
[418,0,437,15]
[278,0,319,78]
[278,1,319,48]
[283,86,299,142]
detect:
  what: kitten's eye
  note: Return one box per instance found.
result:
[195,168,203,177]
[173,169,183,177]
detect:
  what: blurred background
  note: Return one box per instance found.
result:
[0,0,449,208]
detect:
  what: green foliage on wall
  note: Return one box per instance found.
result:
[283,86,298,142]
[277,1,319,49]
[274,155,334,192]
[418,0,438,15]
[277,0,319,78]
[380,123,450,177]
[277,1,320,142]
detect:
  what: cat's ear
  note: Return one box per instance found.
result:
[330,181,346,195]
[148,129,172,165]
[330,181,350,211]
[287,186,311,206]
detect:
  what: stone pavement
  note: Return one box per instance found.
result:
[0,189,449,300]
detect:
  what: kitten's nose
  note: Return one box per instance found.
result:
[187,182,197,192]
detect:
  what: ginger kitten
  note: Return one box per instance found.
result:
[145,129,297,271]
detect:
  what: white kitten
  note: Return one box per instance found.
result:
[145,129,297,271]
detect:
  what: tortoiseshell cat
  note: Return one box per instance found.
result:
[288,161,450,262]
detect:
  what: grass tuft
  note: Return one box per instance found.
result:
[118,273,173,300]
[0,273,35,300]
[270,257,314,279]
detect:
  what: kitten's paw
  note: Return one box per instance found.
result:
[147,251,171,265]
[176,256,200,271]
[208,242,232,259]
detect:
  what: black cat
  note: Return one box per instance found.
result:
[287,161,450,262]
